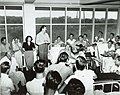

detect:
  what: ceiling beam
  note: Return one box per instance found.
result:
[25,0,36,3]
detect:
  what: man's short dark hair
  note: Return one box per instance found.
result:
[110,33,115,36]
[46,70,62,90]
[66,78,85,95]
[57,52,69,63]
[76,56,87,70]
[83,34,87,37]
[69,33,74,37]
[1,37,6,42]
[1,61,10,73]
[34,59,45,73]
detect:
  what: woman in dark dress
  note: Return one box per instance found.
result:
[22,36,35,70]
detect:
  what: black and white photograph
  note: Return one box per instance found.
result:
[0,0,120,95]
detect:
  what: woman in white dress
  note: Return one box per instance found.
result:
[12,38,23,69]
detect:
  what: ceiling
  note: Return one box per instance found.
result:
[0,0,120,6]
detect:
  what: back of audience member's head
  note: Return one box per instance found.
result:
[1,61,10,73]
[66,78,85,95]
[46,70,62,90]
[34,59,45,73]
[76,56,87,70]
[1,37,6,43]
[57,52,69,63]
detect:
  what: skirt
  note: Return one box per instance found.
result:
[24,51,34,69]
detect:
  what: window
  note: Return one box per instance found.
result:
[67,25,79,40]
[35,7,119,44]
[67,8,79,23]
[95,8,106,23]
[108,9,118,23]
[81,8,93,23]
[35,7,50,24]
[0,6,23,44]
[52,25,65,42]
[81,25,92,42]
[52,7,65,24]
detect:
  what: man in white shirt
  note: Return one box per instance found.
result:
[67,33,76,47]
[0,51,19,73]
[26,59,45,95]
[63,56,97,95]
[107,33,115,42]
[0,61,14,95]
[36,25,50,67]
[0,37,11,59]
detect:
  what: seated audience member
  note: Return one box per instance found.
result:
[71,44,85,59]
[63,56,97,95]
[66,33,76,47]
[102,40,115,73]
[53,36,65,47]
[85,43,101,74]
[0,37,11,59]
[45,52,73,95]
[107,33,115,42]
[1,61,15,95]
[115,35,120,43]
[9,66,26,92]
[83,34,90,46]
[115,42,120,58]
[74,35,86,47]
[111,56,120,73]
[0,51,19,73]
[95,31,104,42]
[26,59,45,95]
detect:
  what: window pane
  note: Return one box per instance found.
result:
[67,8,79,23]
[36,25,50,36]
[94,25,105,38]
[108,9,118,23]
[107,24,117,40]
[35,7,50,24]
[7,25,23,44]
[52,25,65,42]
[95,8,106,23]
[6,6,22,10]
[67,25,79,40]
[81,8,93,23]
[52,7,65,23]
[0,6,5,24]
[81,25,92,42]
[0,25,5,42]
[6,6,23,24]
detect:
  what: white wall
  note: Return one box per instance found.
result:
[23,4,36,42]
